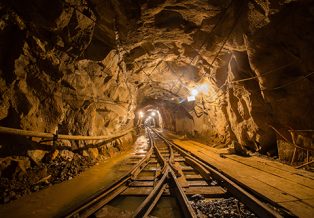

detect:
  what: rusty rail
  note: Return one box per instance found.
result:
[65,132,153,218]
[65,128,198,218]
[65,128,293,218]
[152,129,288,218]
[133,129,197,218]
[168,169,197,218]
[132,166,169,218]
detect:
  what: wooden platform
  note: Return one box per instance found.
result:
[169,136,314,218]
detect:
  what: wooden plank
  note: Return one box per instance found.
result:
[280,200,314,218]
[126,162,137,165]
[184,186,227,197]
[122,187,171,196]
[187,180,208,186]
[169,135,314,217]
[129,181,154,187]
[251,173,314,200]
[174,158,185,162]
[130,156,142,159]
[158,149,168,152]
[302,198,314,207]
[174,140,309,202]
[121,187,153,196]
[141,168,160,172]
[184,139,314,182]
[135,176,156,181]
[185,174,203,180]
[237,176,298,203]
[181,166,194,171]
[227,155,314,189]
[181,141,314,216]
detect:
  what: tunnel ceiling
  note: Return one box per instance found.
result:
[87,0,245,102]
[85,0,314,105]
[0,0,314,153]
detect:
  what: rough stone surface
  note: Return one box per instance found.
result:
[191,197,257,217]
[0,132,134,204]
[0,0,314,203]
[132,0,314,156]
[27,150,47,165]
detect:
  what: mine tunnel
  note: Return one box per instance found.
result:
[0,0,313,217]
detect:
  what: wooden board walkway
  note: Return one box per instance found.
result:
[167,134,314,218]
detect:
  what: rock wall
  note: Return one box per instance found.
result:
[0,0,138,203]
[133,0,314,155]
[189,1,314,154]
[1,0,314,202]
[0,0,137,149]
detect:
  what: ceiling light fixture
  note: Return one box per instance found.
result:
[191,89,198,96]
[187,96,196,102]
[139,111,144,118]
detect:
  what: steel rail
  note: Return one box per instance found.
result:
[151,131,197,218]
[152,129,286,218]
[168,169,197,218]
[66,127,285,218]
[132,129,169,218]
[152,136,168,177]
[168,141,182,177]
[184,156,213,184]
[132,166,170,218]
[133,130,197,218]
[176,145,284,218]
[65,132,154,218]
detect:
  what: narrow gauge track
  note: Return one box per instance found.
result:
[65,128,291,218]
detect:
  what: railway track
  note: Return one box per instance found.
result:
[65,128,293,218]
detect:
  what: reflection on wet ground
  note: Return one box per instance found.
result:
[0,134,149,218]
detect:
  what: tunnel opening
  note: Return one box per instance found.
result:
[136,107,163,129]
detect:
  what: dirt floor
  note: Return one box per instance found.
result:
[0,135,148,218]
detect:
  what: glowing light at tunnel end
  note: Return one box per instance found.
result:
[139,111,144,118]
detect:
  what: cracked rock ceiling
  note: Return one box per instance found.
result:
[0,0,313,152]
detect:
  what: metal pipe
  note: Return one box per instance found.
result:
[0,126,133,141]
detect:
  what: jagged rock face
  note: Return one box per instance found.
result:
[129,0,314,152]
[0,2,138,193]
[0,1,136,139]
[1,0,314,158]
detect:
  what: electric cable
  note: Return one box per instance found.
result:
[62,1,314,108]
[205,70,314,105]
[205,0,245,80]
[230,61,297,84]
[260,71,314,91]
[175,0,235,87]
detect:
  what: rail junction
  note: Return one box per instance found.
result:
[65,128,293,218]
